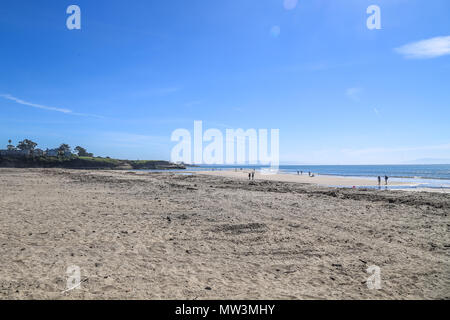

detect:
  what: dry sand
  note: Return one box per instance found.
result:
[0,168,449,300]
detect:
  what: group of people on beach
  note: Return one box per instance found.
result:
[296,170,390,187]
[297,171,315,177]
[244,168,390,187]
[378,175,389,186]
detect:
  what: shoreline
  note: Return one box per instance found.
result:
[193,170,450,193]
[184,165,450,183]
[194,170,416,186]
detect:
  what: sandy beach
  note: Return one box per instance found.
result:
[196,170,413,187]
[0,168,449,300]
[196,170,450,193]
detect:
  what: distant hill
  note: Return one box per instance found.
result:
[0,156,185,170]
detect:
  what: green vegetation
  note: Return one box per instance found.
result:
[7,139,15,151]
[0,155,185,170]
[17,139,37,151]
[78,156,121,163]
[75,146,94,157]
[1,139,185,170]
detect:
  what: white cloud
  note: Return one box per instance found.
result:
[395,36,450,59]
[0,94,102,118]
[153,87,179,95]
[185,100,202,107]
[283,0,298,10]
[346,87,362,101]
[133,87,180,97]
[270,26,281,38]
[1,94,71,113]
[101,132,168,148]
[283,143,450,165]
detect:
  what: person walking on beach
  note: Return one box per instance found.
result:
[248,173,251,180]
[251,171,255,180]
[378,176,381,187]
[385,175,389,185]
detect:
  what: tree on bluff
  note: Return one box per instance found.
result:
[7,139,16,150]
[17,139,37,151]
[57,144,72,157]
[75,146,94,157]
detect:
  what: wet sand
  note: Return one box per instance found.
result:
[0,168,449,299]
[196,170,412,187]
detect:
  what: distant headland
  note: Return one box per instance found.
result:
[0,139,184,170]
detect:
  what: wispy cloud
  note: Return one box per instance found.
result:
[1,94,102,118]
[1,94,71,113]
[185,100,202,107]
[346,87,362,102]
[395,36,450,59]
[152,87,179,95]
[129,87,181,99]
[101,132,168,148]
[341,143,450,156]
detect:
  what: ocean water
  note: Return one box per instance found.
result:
[277,164,450,180]
[193,164,449,179]
[191,164,450,189]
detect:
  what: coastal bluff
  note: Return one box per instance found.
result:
[0,155,185,170]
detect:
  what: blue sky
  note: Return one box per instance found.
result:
[1,0,449,164]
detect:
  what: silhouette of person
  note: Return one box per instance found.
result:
[378,176,381,187]
[248,173,251,180]
[252,172,255,180]
[385,175,389,185]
